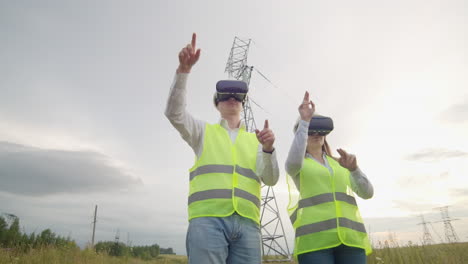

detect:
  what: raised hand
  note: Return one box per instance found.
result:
[177,33,201,73]
[298,91,315,122]
[255,120,275,153]
[337,148,358,171]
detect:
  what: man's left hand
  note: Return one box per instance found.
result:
[256,120,275,153]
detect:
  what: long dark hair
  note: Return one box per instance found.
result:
[323,138,334,158]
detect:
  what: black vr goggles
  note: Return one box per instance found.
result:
[308,115,334,136]
[215,80,248,103]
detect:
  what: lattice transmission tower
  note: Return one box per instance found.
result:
[225,37,291,261]
[434,206,460,243]
[224,37,256,129]
[417,214,433,245]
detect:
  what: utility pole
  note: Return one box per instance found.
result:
[434,206,460,243]
[91,205,97,247]
[417,214,433,245]
[225,37,290,261]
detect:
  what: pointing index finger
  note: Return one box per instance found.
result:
[264,119,269,129]
[191,33,197,51]
[336,148,344,157]
[303,91,309,103]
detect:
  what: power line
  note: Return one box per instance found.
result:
[253,68,296,105]
[249,96,271,115]
[248,39,298,106]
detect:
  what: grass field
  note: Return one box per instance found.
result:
[0,248,187,264]
[367,242,468,264]
[1,242,467,263]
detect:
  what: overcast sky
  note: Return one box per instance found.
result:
[1,0,468,255]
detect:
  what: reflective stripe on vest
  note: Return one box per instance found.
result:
[188,188,260,209]
[289,192,357,223]
[296,217,366,237]
[190,164,259,183]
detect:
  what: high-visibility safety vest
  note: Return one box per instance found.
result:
[188,123,261,224]
[288,156,372,256]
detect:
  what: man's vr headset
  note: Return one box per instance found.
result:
[308,115,334,136]
[214,80,248,105]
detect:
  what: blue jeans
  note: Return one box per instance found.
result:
[186,214,262,264]
[298,244,366,264]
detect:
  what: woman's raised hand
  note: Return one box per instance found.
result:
[298,91,315,122]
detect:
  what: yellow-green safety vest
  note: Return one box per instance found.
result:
[188,123,261,224]
[288,156,372,256]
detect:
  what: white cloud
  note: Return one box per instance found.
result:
[405,149,468,162]
[0,141,142,196]
[440,99,468,124]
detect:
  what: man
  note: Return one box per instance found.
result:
[165,33,279,264]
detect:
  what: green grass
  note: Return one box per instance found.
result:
[1,243,468,264]
[262,242,468,264]
[367,242,468,264]
[0,247,187,264]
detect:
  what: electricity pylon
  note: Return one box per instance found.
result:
[434,206,460,243]
[417,214,433,245]
[224,37,256,129]
[225,37,290,261]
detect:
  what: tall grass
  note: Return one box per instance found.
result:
[0,247,187,264]
[367,242,468,264]
[1,243,467,263]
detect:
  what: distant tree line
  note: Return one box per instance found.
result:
[160,247,175,254]
[95,241,164,260]
[94,241,176,260]
[0,213,175,259]
[0,214,77,252]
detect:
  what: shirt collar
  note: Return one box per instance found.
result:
[219,118,246,130]
[305,152,327,160]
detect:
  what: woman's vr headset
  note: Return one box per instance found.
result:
[215,80,248,103]
[308,115,334,136]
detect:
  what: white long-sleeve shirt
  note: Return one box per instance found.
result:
[285,119,373,199]
[165,73,279,186]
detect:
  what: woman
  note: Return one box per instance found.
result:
[286,91,374,264]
